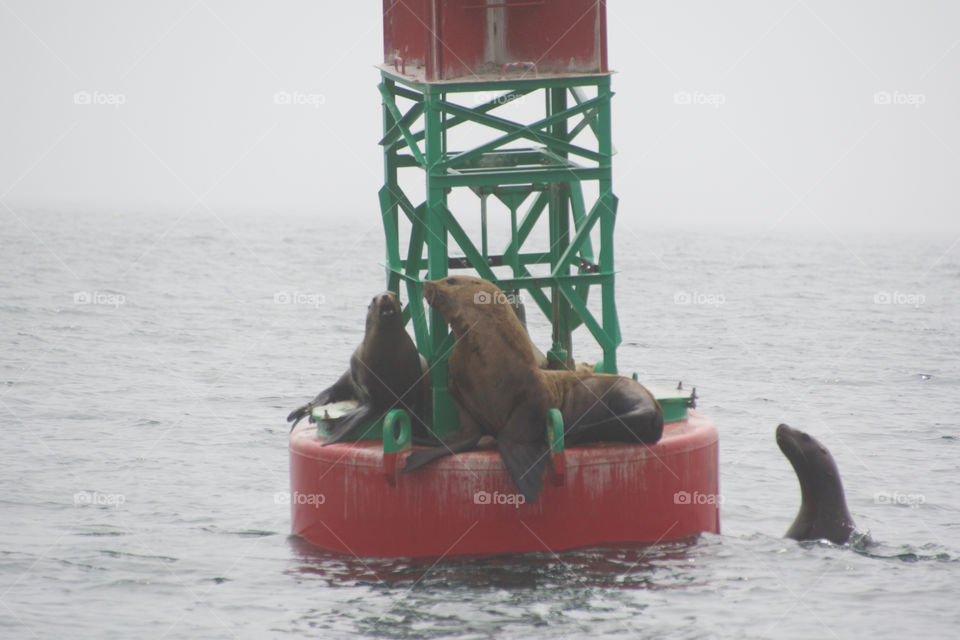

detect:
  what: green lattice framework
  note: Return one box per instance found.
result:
[378,69,620,437]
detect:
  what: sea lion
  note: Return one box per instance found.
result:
[403,276,663,503]
[543,369,662,446]
[776,423,855,544]
[286,291,432,445]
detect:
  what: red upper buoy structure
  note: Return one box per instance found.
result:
[289,0,720,557]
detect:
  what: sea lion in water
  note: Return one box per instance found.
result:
[286,291,432,444]
[776,423,855,544]
[403,276,663,503]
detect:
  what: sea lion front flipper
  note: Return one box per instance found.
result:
[287,369,356,430]
[495,409,549,504]
[320,404,378,445]
[496,435,548,504]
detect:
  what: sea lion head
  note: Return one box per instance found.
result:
[366,291,403,333]
[776,424,842,490]
[422,276,510,332]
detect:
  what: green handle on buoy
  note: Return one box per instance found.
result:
[546,408,564,454]
[383,410,411,453]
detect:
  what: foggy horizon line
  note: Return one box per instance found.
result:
[5,199,957,236]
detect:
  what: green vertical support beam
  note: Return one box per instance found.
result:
[568,181,594,307]
[423,85,458,435]
[381,78,401,294]
[548,87,572,367]
[597,75,619,374]
[405,203,430,351]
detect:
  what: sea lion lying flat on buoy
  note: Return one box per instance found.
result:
[543,369,662,446]
[286,291,432,445]
[777,423,855,544]
[403,276,663,503]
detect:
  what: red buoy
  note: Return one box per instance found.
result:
[289,411,719,558]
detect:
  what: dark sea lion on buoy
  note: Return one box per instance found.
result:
[543,369,662,446]
[776,423,855,544]
[286,291,432,444]
[403,276,663,503]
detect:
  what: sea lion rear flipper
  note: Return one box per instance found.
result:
[321,404,378,445]
[569,407,664,445]
[287,409,310,431]
[497,437,548,504]
[287,370,356,431]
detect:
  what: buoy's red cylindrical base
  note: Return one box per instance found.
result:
[289,412,720,558]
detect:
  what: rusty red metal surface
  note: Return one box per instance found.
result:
[382,0,608,81]
[289,411,720,558]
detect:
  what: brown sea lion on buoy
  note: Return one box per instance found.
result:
[403,276,663,502]
[287,291,432,444]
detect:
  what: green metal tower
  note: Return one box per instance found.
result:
[378,69,620,437]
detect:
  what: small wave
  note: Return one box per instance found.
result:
[98,550,178,563]
[201,526,277,537]
[75,529,130,537]
[852,540,956,563]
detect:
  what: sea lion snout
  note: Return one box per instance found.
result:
[776,423,801,458]
[374,292,401,318]
[776,423,792,442]
[422,279,454,317]
[776,423,817,458]
[422,281,436,302]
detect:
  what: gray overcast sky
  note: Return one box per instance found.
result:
[2,1,959,232]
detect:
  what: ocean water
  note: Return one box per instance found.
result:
[1,208,958,639]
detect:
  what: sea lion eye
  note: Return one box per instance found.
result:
[446,277,458,285]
